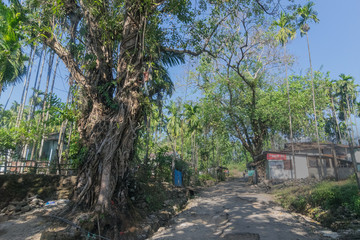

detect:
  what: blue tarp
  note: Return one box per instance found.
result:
[174,169,182,187]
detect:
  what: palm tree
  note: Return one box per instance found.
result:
[38,55,59,160]
[336,74,360,188]
[184,103,200,171]
[17,45,37,132]
[23,47,47,159]
[336,74,358,144]
[166,101,180,163]
[29,46,46,120]
[272,12,297,178]
[297,2,322,159]
[328,81,343,143]
[0,3,27,97]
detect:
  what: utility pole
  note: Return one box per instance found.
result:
[348,129,360,190]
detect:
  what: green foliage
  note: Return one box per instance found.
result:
[0,90,78,160]
[67,130,87,169]
[0,2,27,91]
[271,11,296,46]
[154,156,172,183]
[296,1,319,36]
[198,173,216,182]
[0,127,16,154]
[309,180,360,214]
[275,179,360,228]
[225,161,247,172]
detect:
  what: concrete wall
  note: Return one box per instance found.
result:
[294,155,309,179]
[338,167,354,180]
[266,145,357,180]
[308,167,336,179]
[355,150,360,163]
[267,160,292,179]
[267,155,309,179]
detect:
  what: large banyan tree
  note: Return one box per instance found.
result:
[12,0,280,222]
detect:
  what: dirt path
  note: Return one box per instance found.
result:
[0,203,67,240]
[148,178,332,240]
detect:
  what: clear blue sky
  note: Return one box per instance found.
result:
[1,0,360,108]
[171,0,360,101]
[287,0,360,81]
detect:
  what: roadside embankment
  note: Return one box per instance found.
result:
[271,177,360,237]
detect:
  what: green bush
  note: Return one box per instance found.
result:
[225,162,246,172]
[154,154,172,182]
[198,173,215,182]
[310,181,337,208]
[290,196,307,212]
[274,179,360,229]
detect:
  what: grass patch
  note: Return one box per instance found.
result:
[198,173,216,182]
[273,178,360,230]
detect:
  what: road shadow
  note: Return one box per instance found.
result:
[149,178,325,240]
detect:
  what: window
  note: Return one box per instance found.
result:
[308,157,331,168]
[283,160,292,170]
[325,158,331,168]
[338,161,352,168]
[308,156,318,167]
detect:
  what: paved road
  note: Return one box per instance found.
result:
[148,178,330,240]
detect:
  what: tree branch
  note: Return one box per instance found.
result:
[254,0,280,15]
[42,32,90,93]
[163,11,232,58]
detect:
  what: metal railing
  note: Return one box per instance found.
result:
[0,159,77,175]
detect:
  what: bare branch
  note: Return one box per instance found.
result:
[254,0,280,15]
[164,11,232,58]
[42,32,90,93]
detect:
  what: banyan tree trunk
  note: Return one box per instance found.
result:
[40,3,147,231]
[73,8,144,215]
[75,97,142,214]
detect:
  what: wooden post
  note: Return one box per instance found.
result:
[4,156,7,174]
[331,144,339,181]
[348,130,360,190]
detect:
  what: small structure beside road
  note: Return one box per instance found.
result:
[253,142,360,181]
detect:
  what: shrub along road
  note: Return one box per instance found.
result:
[148,178,334,240]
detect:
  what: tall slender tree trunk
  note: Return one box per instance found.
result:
[212,134,215,168]
[143,110,151,164]
[181,119,184,159]
[23,47,46,159]
[172,138,177,172]
[343,104,351,144]
[56,82,72,174]
[29,49,47,160]
[29,47,47,119]
[38,52,55,159]
[345,93,360,189]
[306,32,323,162]
[346,94,356,144]
[16,46,36,128]
[64,121,74,166]
[191,132,195,169]
[195,138,198,172]
[284,45,296,179]
[3,85,15,110]
[216,139,220,168]
[40,55,60,159]
[351,93,360,145]
[330,93,342,143]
